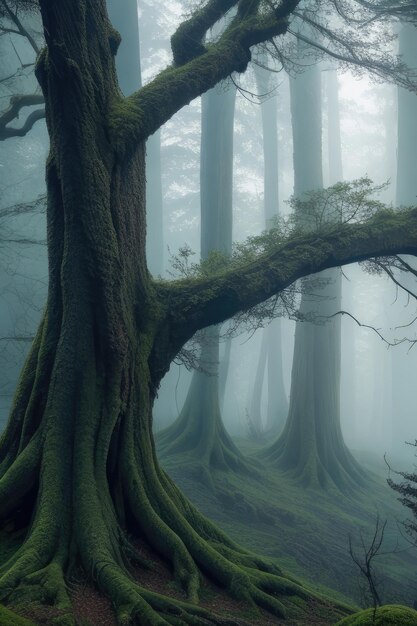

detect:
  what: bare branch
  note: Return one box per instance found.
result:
[0,0,40,53]
[0,94,45,140]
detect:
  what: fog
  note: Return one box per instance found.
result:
[1,4,417,467]
[1,0,417,616]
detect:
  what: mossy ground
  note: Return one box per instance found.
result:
[335,605,417,625]
[1,436,415,625]
[0,604,37,626]
[161,437,417,610]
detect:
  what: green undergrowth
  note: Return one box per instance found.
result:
[0,604,37,626]
[160,438,417,610]
[335,605,417,625]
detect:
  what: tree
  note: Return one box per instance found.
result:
[1,0,417,623]
[348,515,387,613]
[157,81,251,478]
[258,42,363,492]
[249,61,288,437]
[391,18,417,461]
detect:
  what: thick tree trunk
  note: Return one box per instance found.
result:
[0,4,318,623]
[259,60,364,492]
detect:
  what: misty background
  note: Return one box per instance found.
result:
[1,1,416,474]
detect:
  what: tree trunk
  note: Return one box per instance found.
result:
[107,0,164,278]
[0,3,313,623]
[249,63,288,437]
[157,82,257,476]
[259,60,364,492]
[249,329,268,436]
[392,21,417,461]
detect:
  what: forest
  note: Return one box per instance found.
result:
[1,0,417,625]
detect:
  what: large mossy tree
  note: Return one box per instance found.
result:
[1,0,417,624]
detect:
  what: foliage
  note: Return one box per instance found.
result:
[168,178,395,348]
[335,605,417,626]
[387,441,417,542]
[169,178,392,280]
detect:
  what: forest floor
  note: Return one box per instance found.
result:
[161,438,417,611]
[1,439,415,625]
[1,531,346,626]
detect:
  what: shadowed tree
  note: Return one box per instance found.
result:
[1,0,417,624]
[391,19,417,460]
[249,61,288,437]
[258,47,364,493]
[156,81,252,478]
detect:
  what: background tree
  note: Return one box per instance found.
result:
[259,40,364,492]
[391,18,417,463]
[249,60,289,437]
[156,80,252,478]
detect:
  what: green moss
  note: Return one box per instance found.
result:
[335,605,417,625]
[0,604,37,626]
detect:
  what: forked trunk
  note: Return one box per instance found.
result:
[0,3,322,623]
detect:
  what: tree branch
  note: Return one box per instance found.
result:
[170,0,239,65]
[0,0,40,54]
[159,208,417,351]
[0,94,45,140]
[110,0,301,150]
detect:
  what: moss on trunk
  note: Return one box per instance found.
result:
[0,2,330,623]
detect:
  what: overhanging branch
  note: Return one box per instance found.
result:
[159,207,417,348]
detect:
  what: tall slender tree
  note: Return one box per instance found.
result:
[259,51,363,492]
[157,82,252,476]
[391,19,417,460]
[249,62,288,436]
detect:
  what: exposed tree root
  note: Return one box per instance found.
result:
[0,298,341,625]
[156,369,260,479]
[0,403,324,625]
[257,425,369,494]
